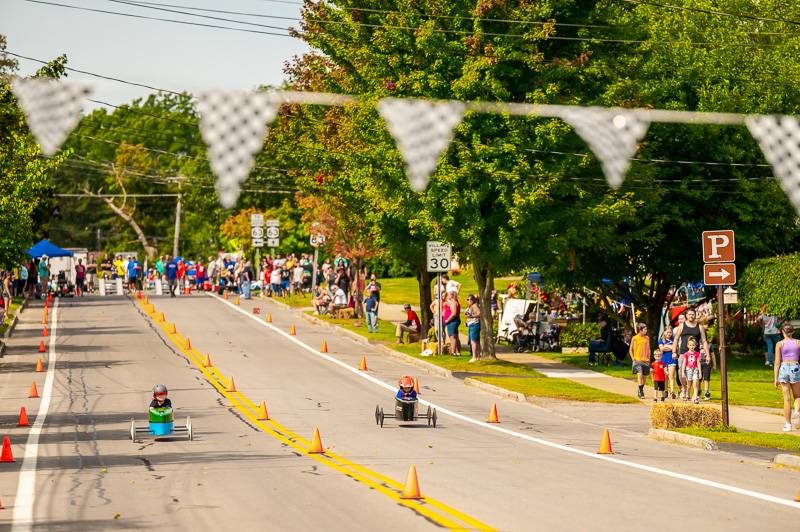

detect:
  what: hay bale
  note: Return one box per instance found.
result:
[650,403,723,429]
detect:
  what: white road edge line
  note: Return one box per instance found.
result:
[207,293,800,511]
[12,299,59,531]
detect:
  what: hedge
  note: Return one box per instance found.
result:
[560,323,599,348]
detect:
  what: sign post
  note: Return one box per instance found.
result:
[250,213,264,281]
[266,220,279,258]
[310,233,325,296]
[427,241,452,356]
[702,230,736,427]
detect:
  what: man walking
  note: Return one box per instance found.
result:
[165,255,178,297]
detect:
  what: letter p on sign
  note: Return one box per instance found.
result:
[702,230,735,263]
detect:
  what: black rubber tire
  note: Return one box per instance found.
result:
[432,409,437,428]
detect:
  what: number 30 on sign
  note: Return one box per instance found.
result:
[427,241,452,273]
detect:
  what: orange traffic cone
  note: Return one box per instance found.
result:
[795,489,800,502]
[320,340,328,353]
[18,407,29,427]
[308,428,324,454]
[41,313,46,324]
[28,382,39,398]
[143,296,149,304]
[169,323,177,334]
[414,377,421,395]
[159,312,165,322]
[266,313,272,323]
[289,325,296,336]
[42,326,48,337]
[203,353,213,367]
[136,291,142,299]
[358,355,368,371]
[597,429,614,454]
[234,296,240,306]
[185,337,192,350]
[487,403,500,423]
[226,376,237,392]
[38,341,46,353]
[0,437,14,462]
[35,358,44,372]
[223,292,229,301]
[257,401,270,420]
[400,465,422,499]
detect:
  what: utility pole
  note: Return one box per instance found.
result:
[172,177,183,257]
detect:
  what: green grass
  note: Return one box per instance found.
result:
[379,271,519,305]
[269,292,314,308]
[0,297,24,336]
[675,426,800,453]
[476,376,639,404]
[537,351,783,409]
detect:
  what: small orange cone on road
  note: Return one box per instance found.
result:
[234,296,240,306]
[35,358,44,372]
[226,376,237,392]
[41,313,46,324]
[159,312,165,322]
[289,325,296,336]
[400,465,423,499]
[18,407,29,427]
[320,340,328,353]
[487,403,500,424]
[266,313,272,323]
[223,292,229,301]
[28,382,39,398]
[185,337,192,350]
[42,326,48,337]
[0,437,14,462]
[414,377,420,394]
[169,323,177,334]
[38,341,46,353]
[795,489,800,502]
[358,355,368,371]
[308,428,324,454]
[203,353,213,367]
[136,291,142,299]
[598,428,614,454]
[257,401,270,420]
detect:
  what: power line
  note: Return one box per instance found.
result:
[525,149,772,169]
[621,0,800,27]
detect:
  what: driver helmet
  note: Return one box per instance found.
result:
[152,383,168,399]
[398,375,414,393]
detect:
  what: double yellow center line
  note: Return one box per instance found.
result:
[137,298,494,531]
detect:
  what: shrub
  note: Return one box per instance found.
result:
[560,323,599,348]
[650,403,723,429]
[739,254,800,319]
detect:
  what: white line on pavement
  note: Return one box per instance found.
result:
[12,299,59,531]
[208,293,800,511]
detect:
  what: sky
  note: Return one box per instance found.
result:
[1,0,310,109]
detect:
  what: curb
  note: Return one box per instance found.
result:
[463,377,526,402]
[0,298,28,357]
[648,428,718,450]
[773,453,800,469]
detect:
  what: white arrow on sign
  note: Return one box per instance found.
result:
[708,269,730,280]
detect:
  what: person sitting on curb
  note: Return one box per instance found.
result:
[396,304,421,344]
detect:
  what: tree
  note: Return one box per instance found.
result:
[739,254,800,319]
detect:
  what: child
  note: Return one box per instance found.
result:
[659,327,677,399]
[700,345,717,400]
[396,376,417,400]
[365,290,378,333]
[629,323,651,399]
[684,337,702,403]
[150,384,172,409]
[651,349,667,401]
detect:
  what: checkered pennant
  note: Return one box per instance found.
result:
[195,91,281,208]
[11,77,92,157]
[562,107,649,189]
[378,98,465,192]
[746,115,800,215]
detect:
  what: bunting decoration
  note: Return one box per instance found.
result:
[11,78,92,157]
[377,98,465,192]
[746,115,800,214]
[562,107,650,189]
[195,91,281,208]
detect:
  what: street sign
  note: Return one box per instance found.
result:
[252,238,264,248]
[267,238,279,248]
[250,213,264,227]
[703,263,736,286]
[266,219,279,227]
[251,227,264,239]
[723,287,739,305]
[266,226,280,239]
[310,234,325,248]
[702,230,735,263]
[426,241,452,273]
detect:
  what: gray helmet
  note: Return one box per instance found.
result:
[152,384,168,395]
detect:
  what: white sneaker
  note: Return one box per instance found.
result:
[783,423,793,432]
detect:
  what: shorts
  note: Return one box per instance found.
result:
[76,278,85,288]
[654,380,665,391]
[778,363,800,384]
[467,322,480,343]
[701,363,712,382]
[446,319,460,337]
[684,367,700,381]
[632,362,650,376]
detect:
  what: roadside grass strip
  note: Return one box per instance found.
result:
[207,293,800,512]
[137,298,494,531]
[675,427,800,453]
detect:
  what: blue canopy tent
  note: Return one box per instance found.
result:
[26,240,74,258]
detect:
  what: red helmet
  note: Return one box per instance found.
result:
[398,376,414,389]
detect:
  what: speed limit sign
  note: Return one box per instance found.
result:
[426,241,452,273]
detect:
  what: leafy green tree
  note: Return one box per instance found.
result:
[739,254,800,319]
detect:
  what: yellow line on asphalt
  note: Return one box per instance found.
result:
[138,298,494,531]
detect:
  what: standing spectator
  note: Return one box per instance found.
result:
[195,260,206,290]
[292,261,304,295]
[629,323,651,399]
[38,255,50,298]
[156,256,165,281]
[444,291,461,356]
[177,259,187,294]
[366,274,381,310]
[101,255,112,280]
[165,255,178,297]
[465,294,481,361]
[659,327,678,399]
[242,260,253,299]
[442,273,461,296]
[335,266,350,296]
[700,344,717,401]
[26,260,36,298]
[113,255,124,279]
[395,304,421,344]
[672,309,709,400]
[270,266,282,297]
[126,256,139,293]
[17,260,29,297]
[364,290,378,333]
[684,337,702,403]
[86,255,97,293]
[206,256,218,288]
[774,323,800,432]
[2,272,12,322]
[75,258,86,297]
[651,348,667,401]
[321,258,332,278]
[758,305,782,367]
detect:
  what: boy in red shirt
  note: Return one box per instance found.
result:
[651,348,667,402]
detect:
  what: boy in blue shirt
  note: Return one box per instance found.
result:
[365,291,378,333]
[396,376,417,400]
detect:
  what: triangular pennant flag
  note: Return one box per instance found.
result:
[195,91,280,208]
[562,107,649,189]
[11,78,92,157]
[377,98,465,192]
[746,115,800,214]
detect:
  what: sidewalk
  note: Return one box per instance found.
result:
[497,352,787,434]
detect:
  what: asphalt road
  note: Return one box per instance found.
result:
[0,294,798,531]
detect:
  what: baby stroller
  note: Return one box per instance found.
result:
[511,314,538,352]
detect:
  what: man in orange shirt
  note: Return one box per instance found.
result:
[629,323,651,399]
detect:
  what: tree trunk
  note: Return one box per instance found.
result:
[87,189,156,261]
[473,261,496,359]
[352,258,363,318]
[416,267,432,337]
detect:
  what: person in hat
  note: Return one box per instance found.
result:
[396,304,421,344]
[396,375,417,400]
[150,384,172,409]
